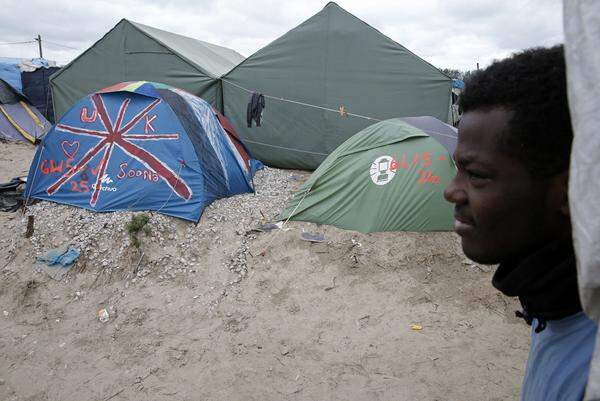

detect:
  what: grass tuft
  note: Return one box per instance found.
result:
[126,213,150,248]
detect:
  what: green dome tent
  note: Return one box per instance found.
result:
[280,117,457,233]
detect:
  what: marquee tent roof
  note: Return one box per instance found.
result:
[50,20,245,120]
[223,2,452,169]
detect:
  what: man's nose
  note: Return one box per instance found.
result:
[444,176,467,205]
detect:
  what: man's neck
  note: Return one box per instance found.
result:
[492,238,582,330]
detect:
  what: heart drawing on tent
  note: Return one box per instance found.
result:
[61,140,80,159]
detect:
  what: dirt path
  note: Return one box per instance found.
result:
[0,142,530,401]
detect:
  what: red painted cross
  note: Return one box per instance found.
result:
[49,94,192,206]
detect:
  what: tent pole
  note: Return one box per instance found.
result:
[36,35,43,58]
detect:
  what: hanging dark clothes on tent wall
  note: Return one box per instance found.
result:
[247,92,265,127]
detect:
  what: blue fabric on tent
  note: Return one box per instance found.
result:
[157,89,229,198]
[134,82,162,99]
[173,88,254,198]
[0,58,23,93]
[24,82,261,222]
[452,79,465,89]
[26,58,54,69]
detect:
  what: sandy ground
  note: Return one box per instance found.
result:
[0,141,530,401]
[0,141,33,182]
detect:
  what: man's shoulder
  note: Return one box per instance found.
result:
[543,312,597,338]
[522,313,597,401]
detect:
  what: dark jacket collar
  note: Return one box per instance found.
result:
[492,239,582,332]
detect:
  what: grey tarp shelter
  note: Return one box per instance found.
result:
[222,2,452,169]
[50,19,245,120]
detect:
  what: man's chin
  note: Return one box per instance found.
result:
[461,240,500,265]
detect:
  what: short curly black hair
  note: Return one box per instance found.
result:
[459,45,572,177]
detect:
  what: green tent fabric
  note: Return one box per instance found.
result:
[223,2,452,170]
[50,19,245,120]
[280,118,456,233]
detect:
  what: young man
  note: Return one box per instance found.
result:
[443,46,598,400]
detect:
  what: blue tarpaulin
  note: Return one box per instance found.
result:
[452,79,465,89]
[0,57,23,93]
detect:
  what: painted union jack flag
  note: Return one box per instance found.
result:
[49,94,192,207]
[25,81,261,222]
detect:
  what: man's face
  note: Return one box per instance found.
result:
[444,108,564,264]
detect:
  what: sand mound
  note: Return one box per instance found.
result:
[0,142,529,401]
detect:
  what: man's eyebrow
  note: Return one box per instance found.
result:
[453,154,477,165]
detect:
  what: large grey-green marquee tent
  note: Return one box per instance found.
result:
[223,2,452,170]
[50,19,244,120]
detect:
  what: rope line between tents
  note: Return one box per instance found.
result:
[43,40,79,50]
[241,138,329,156]
[0,40,36,45]
[221,79,382,122]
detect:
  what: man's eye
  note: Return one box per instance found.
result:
[468,170,488,180]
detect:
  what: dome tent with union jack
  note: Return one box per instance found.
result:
[24,81,262,222]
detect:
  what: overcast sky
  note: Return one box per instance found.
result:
[0,0,563,71]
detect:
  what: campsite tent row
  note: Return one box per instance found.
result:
[19,2,457,229]
[49,2,452,170]
[24,80,456,231]
[22,2,457,231]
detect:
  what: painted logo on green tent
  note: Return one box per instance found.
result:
[280,117,458,233]
[369,156,397,185]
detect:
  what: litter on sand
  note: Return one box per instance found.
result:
[37,246,80,267]
[410,324,423,331]
[0,177,26,212]
[98,308,110,323]
[248,222,283,233]
[36,246,81,281]
[300,232,325,243]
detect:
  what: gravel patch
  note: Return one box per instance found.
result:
[2,167,302,284]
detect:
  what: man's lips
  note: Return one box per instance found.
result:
[454,213,475,235]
